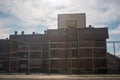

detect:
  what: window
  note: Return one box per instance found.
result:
[96,59,106,67]
[95,41,106,47]
[58,50,65,58]
[50,60,57,65]
[80,49,92,54]
[85,59,92,64]
[50,50,57,57]
[72,69,80,74]
[72,49,78,57]
[72,59,78,68]
[95,48,106,54]
[18,44,28,49]
[20,64,27,68]
[80,41,92,47]
[59,43,66,48]
[50,43,57,48]
[59,60,65,66]
[42,44,48,50]
[30,60,42,65]
[80,59,92,67]
[71,42,78,47]
[81,68,92,73]
[50,69,58,73]
[19,60,27,68]
[30,52,41,59]
[30,44,41,50]
[18,52,28,58]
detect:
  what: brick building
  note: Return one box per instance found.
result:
[9,31,45,73]
[0,13,110,74]
[45,27,108,74]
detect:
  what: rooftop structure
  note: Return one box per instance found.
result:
[58,13,86,29]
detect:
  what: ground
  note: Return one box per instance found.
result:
[0,74,120,80]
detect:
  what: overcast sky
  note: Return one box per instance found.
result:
[0,0,120,41]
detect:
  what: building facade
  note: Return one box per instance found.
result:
[45,27,108,74]
[0,13,112,74]
[9,32,46,73]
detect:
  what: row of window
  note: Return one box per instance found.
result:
[49,59,106,65]
[17,52,42,59]
[30,60,42,64]
[50,42,106,48]
[18,44,42,50]
[18,41,106,49]
[49,49,106,58]
[19,60,42,67]
[50,68,107,74]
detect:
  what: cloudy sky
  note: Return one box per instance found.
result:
[0,0,120,41]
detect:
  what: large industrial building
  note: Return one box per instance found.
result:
[0,13,119,74]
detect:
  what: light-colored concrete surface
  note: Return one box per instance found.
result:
[58,13,86,29]
[0,74,120,80]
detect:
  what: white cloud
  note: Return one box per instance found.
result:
[1,0,120,27]
[0,19,9,39]
[110,24,120,34]
[92,24,108,28]
[0,1,105,26]
[116,51,120,57]
[0,0,70,29]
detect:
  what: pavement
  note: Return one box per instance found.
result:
[0,74,120,80]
